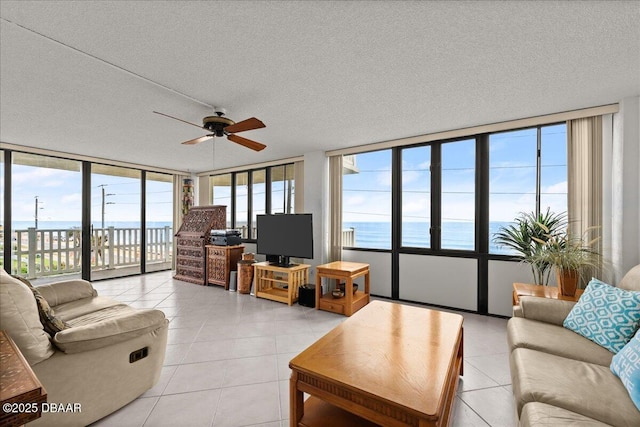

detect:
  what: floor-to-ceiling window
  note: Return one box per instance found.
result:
[146,172,173,272]
[341,123,567,313]
[10,153,82,277]
[90,164,141,279]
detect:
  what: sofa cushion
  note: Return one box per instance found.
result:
[511,348,640,426]
[610,330,640,411]
[520,402,611,427]
[36,279,97,306]
[53,296,127,322]
[53,307,167,353]
[0,270,55,365]
[12,275,70,336]
[563,279,640,353]
[508,317,613,366]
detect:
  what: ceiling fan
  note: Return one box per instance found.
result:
[153,108,266,151]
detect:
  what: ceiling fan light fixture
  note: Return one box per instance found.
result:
[202,115,235,136]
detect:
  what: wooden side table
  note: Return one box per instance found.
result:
[512,282,584,305]
[206,245,244,289]
[1,331,47,427]
[253,262,310,305]
[315,261,370,316]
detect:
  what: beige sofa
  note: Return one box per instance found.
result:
[0,270,168,427]
[508,264,640,426]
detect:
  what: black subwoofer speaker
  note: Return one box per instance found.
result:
[298,284,319,308]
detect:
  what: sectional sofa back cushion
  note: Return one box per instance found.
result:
[0,270,55,365]
[563,278,640,353]
[610,330,640,411]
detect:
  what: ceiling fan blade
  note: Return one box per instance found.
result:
[227,134,267,151]
[225,117,265,133]
[153,111,205,130]
[182,135,213,145]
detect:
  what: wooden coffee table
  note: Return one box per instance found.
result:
[290,301,464,427]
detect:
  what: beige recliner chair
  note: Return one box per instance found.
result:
[0,270,168,427]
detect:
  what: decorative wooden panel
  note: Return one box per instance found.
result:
[174,206,226,285]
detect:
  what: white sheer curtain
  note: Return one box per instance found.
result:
[329,155,343,262]
[567,116,603,282]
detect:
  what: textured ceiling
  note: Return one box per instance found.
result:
[1,1,639,173]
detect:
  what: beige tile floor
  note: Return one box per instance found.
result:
[84,271,515,427]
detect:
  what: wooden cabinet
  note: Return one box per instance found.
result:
[206,245,244,289]
[1,331,47,427]
[174,206,226,285]
[316,261,370,317]
[253,262,310,305]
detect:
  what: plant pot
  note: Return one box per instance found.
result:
[556,269,579,297]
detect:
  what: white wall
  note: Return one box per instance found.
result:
[399,255,477,311]
[488,260,535,317]
[343,249,392,298]
[303,151,328,283]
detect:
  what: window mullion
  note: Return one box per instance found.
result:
[536,127,542,216]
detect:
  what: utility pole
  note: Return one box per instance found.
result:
[98,185,115,230]
[34,196,44,228]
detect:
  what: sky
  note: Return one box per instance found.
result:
[2,156,173,226]
[343,123,567,224]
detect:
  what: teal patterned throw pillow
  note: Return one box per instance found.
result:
[611,330,640,410]
[563,278,640,353]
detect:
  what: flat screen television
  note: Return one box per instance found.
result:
[256,214,314,266]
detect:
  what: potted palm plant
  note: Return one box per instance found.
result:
[493,209,567,286]
[532,228,601,296]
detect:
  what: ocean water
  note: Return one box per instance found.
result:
[344,221,512,253]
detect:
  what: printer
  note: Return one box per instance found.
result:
[210,229,242,246]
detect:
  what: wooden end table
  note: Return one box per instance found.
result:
[290,301,464,427]
[512,282,584,305]
[1,331,47,427]
[315,261,370,317]
[254,262,310,305]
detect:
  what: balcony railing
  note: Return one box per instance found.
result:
[10,226,173,279]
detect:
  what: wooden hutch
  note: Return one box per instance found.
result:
[174,205,226,285]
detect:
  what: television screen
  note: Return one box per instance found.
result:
[256,214,314,265]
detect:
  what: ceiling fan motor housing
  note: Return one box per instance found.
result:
[203,115,235,137]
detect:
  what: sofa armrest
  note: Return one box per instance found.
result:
[519,296,576,326]
[53,309,167,354]
[36,280,98,307]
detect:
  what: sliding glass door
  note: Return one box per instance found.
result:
[90,164,141,279]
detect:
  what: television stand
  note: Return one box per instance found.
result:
[254,262,310,306]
